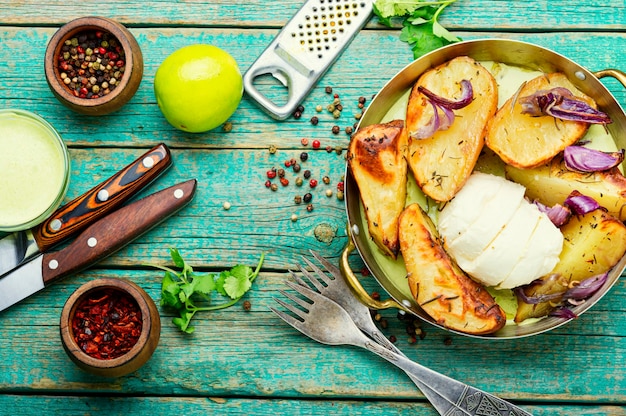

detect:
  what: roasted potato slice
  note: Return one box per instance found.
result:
[505,153,626,221]
[399,203,506,334]
[406,56,498,202]
[515,209,626,322]
[486,73,596,169]
[347,120,407,258]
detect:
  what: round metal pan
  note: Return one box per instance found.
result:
[342,39,626,339]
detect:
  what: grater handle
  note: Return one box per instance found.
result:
[244,0,373,120]
[243,49,312,120]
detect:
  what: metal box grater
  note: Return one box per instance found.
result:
[243,0,373,120]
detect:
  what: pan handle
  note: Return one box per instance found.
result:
[594,69,626,89]
[339,227,409,312]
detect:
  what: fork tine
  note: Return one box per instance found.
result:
[274,295,309,321]
[298,261,326,293]
[289,269,310,288]
[279,288,312,311]
[284,279,326,302]
[310,250,342,277]
[268,305,305,331]
[301,255,334,287]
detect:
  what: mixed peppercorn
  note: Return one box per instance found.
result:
[57,29,126,99]
[261,88,366,220]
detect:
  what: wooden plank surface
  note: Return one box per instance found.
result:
[1,0,625,414]
[0,28,624,150]
[1,0,624,30]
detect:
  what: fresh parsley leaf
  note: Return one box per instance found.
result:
[193,274,217,297]
[401,20,449,58]
[160,272,183,309]
[223,273,252,300]
[214,271,229,297]
[373,0,461,58]
[148,250,265,333]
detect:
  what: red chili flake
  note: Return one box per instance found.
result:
[309,179,318,188]
[71,288,143,360]
[312,140,321,149]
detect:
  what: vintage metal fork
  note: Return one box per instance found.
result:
[271,265,533,416]
[292,253,472,416]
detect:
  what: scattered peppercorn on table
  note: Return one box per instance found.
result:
[1,1,625,415]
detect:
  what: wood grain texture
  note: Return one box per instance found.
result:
[1,1,625,414]
[1,269,625,404]
[0,0,624,30]
[0,29,624,150]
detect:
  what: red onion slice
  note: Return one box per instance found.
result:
[410,99,441,139]
[549,308,578,319]
[533,200,572,227]
[563,272,608,300]
[438,103,455,130]
[564,146,625,172]
[519,87,612,124]
[564,190,600,214]
[516,272,608,322]
[514,287,562,305]
[417,79,474,110]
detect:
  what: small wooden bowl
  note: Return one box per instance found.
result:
[60,278,160,377]
[44,16,143,115]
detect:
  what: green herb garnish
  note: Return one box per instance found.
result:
[150,249,265,334]
[373,0,461,58]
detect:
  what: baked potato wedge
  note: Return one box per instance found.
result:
[505,153,626,221]
[486,73,596,169]
[399,203,506,334]
[347,119,407,258]
[515,209,626,322]
[405,56,498,202]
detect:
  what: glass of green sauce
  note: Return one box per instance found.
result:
[0,109,70,232]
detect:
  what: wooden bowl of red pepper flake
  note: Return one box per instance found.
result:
[44,16,143,115]
[60,278,160,377]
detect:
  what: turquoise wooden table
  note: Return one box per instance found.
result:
[1,1,625,415]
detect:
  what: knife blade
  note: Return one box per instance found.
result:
[0,143,172,277]
[0,179,196,312]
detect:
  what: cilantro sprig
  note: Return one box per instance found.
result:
[150,249,265,334]
[373,0,461,58]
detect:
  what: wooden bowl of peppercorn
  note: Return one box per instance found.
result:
[44,16,143,115]
[60,278,160,377]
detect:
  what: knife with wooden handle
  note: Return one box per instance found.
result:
[0,143,172,277]
[0,179,197,312]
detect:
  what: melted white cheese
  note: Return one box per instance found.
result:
[438,173,563,289]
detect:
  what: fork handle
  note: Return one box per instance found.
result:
[365,329,471,416]
[363,340,534,416]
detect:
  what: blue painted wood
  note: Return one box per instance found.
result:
[0,1,625,415]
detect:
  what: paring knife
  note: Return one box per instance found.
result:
[0,143,172,278]
[0,179,197,312]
